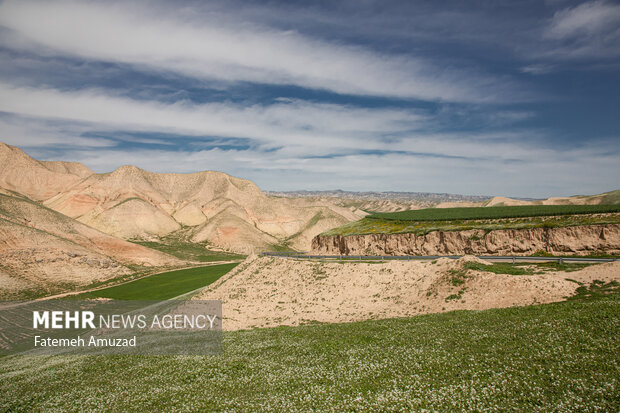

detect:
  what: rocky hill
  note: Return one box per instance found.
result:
[0,142,360,253]
[268,190,490,212]
[43,164,361,253]
[480,192,620,207]
[269,189,620,213]
[0,142,93,201]
[0,191,180,298]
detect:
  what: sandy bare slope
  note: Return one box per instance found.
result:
[300,190,620,213]
[0,193,179,266]
[273,196,431,214]
[0,218,130,296]
[0,192,181,297]
[43,165,360,253]
[450,191,620,208]
[0,142,93,201]
[195,255,620,330]
[0,142,361,253]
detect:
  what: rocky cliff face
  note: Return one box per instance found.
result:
[312,224,620,256]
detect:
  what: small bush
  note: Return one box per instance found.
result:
[448,269,468,286]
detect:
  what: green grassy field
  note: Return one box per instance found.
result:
[0,293,617,411]
[462,261,596,275]
[322,212,620,237]
[369,204,620,221]
[78,263,238,300]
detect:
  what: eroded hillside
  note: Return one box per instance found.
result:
[3,142,619,255]
[0,192,181,298]
[195,255,620,330]
[0,143,361,253]
[313,224,620,256]
[41,165,361,253]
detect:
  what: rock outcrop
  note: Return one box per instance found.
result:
[312,224,620,256]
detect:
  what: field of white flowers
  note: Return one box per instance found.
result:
[1,295,618,411]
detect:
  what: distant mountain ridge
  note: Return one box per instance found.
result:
[267,189,491,202]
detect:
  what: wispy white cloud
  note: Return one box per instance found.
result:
[0,0,523,102]
[0,82,551,163]
[2,80,618,198]
[0,1,617,198]
[0,82,427,156]
[542,0,620,59]
[0,114,116,148]
[546,0,620,39]
[25,139,618,198]
[519,64,555,75]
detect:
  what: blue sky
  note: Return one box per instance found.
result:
[0,0,618,198]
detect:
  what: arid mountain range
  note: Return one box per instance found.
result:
[2,141,618,255]
[269,189,620,213]
[0,142,362,255]
[267,190,491,211]
[1,141,618,297]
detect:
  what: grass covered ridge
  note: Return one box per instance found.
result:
[321,212,620,236]
[0,294,617,411]
[369,204,620,221]
[463,261,596,275]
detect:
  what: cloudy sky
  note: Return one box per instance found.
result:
[0,0,618,197]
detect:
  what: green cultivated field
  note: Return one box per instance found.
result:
[462,261,595,275]
[0,294,617,411]
[323,210,620,237]
[78,263,238,300]
[369,204,620,221]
